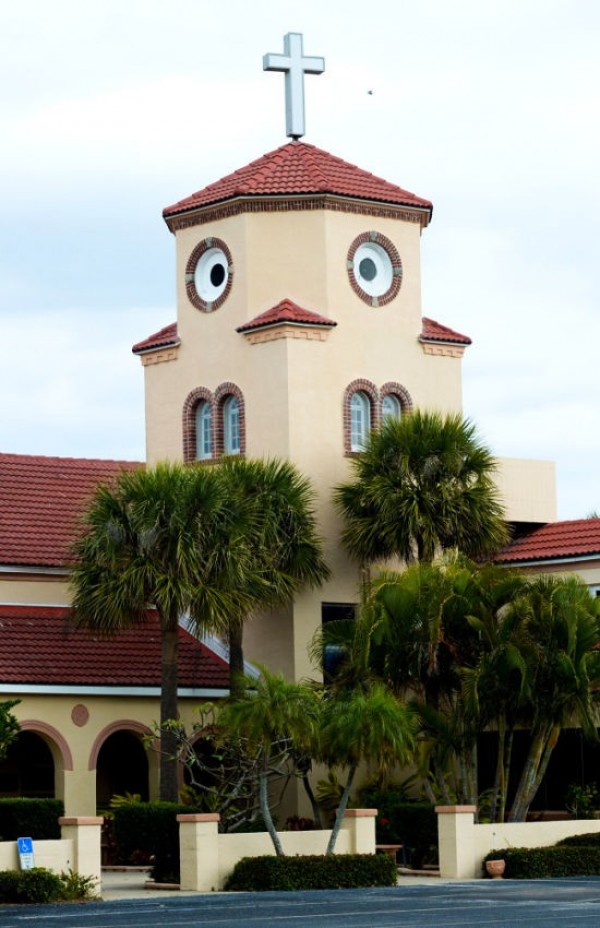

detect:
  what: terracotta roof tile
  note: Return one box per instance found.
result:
[132,322,179,354]
[0,454,141,569]
[495,518,600,564]
[0,605,228,689]
[163,142,432,222]
[420,317,472,346]
[236,299,337,333]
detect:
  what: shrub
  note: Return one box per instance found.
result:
[58,868,98,901]
[224,853,397,892]
[113,801,195,882]
[360,788,437,868]
[483,846,600,879]
[17,868,63,904]
[557,832,600,848]
[0,799,63,841]
[0,870,20,903]
[0,868,96,904]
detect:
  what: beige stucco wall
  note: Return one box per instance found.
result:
[495,456,557,523]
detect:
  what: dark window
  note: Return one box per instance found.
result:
[321,602,356,682]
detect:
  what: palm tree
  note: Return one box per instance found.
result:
[319,683,416,854]
[70,462,258,802]
[334,410,508,566]
[507,575,600,822]
[217,458,330,697]
[218,669,321,855]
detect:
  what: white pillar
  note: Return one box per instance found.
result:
[435,805,477,879]
[177,813,220,892]
[59,816,103,891]
[340,808,377,854]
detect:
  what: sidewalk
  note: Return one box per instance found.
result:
[99,867,454,901]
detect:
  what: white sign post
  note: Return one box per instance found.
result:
[17,837,35,870]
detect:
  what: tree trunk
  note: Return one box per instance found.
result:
[499,728,514,823]
[326,764,357,855]
[160,620,180,803]
[228,621,245,700]
[490,715,506,823]
[260,758,284,856]
[301,770,324,829]
[508,722,554,822]
[512,725,561,822]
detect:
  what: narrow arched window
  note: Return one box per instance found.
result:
[223,396,240,455]
[350,391,371,451]
[195,401,212,460]
[382,393,402,422]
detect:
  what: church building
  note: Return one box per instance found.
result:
[0,34,596,816]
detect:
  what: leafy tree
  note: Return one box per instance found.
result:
[319,684,416,854]
[217,458,330,696]
[0,700,20,759]
[70,462,259,802]
[506,575,600,821]
[334,410,508,566]
[218,669,321,855]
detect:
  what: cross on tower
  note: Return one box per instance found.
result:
[263,33,325,140]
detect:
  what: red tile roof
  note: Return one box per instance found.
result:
[0,454,141,569]
[236,299,337,333]
[131,322,179,355]
[420,317,472,346]
[0,605,228,689]
[163,142,433,223]
[495,519,600,564]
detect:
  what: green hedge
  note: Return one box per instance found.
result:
[113,801,197,883]
[484,846,600,879]
[360,789,437,868]
[224,853,398,891]
[0,868,63,904]
[0,799,63,841]
[557,832,600,848]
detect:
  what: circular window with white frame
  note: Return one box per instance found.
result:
[347,232,402,307]
[185,237,233,312]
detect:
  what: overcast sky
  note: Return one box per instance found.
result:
[1,1,598,520]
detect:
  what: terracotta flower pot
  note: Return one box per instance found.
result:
[485,858,506,879]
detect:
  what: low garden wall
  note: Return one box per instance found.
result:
[436,805,600,879]
[178,809,377,891]
[0,818,102,890]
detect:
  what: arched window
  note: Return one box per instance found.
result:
[223,396,240,455]
[381,393,402,422]
[195,401,212,460]
[350,391,371,452]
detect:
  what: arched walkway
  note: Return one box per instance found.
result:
[0,731,55,798]
[92,724,151,811]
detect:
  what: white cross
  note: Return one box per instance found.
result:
[263,33,325,140]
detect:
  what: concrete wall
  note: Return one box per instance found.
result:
[178,808,377,891]
[436,805,600,879]
[0,818,102,892]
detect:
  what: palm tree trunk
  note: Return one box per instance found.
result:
[513,725,560,822]
[490,715,506,823]
[508,722,553,822]
[160,621,180,802]
[326,764,357,855]
[499,728,514,823]
[301,771,324,829]
[228,621,245,700]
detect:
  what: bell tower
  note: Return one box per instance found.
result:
[132,34,478,680]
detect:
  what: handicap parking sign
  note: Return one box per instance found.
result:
[17,837,34,870]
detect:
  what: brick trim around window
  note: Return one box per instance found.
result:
[213,382,246,457]
[379,381,414,416]
[343,380,413,454]
[182,386,214,463]
[185,237,234,312]
[346,231,403,307]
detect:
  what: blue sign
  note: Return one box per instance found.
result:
[17,837,34,870]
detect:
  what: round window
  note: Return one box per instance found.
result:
[186,238,233,311]
[347,233,402,306]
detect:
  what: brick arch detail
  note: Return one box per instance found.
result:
[182,386,214,463]
[343,379,379,454]
[213,382,246,457]
[88,720,154,771]
[20,720,73,771]
[347,231,403,307]
[185,237,234,312]
[379,381,414,416]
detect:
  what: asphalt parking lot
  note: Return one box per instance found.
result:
[2,878,600,927]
